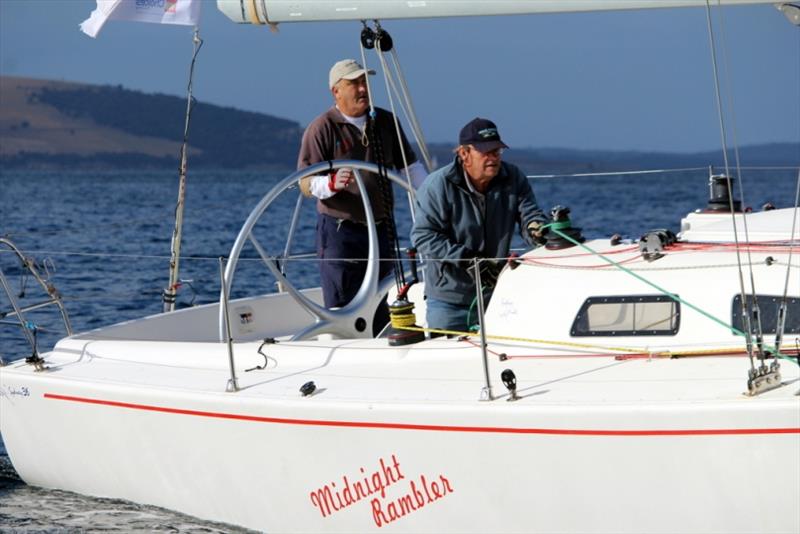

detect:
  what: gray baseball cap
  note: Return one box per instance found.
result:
[329,59,375,89]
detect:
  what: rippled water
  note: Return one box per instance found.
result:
[0,167,796,531]
[0,455,253,533]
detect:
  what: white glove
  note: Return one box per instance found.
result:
[308,168,355,199]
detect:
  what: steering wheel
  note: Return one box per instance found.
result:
[219,160,415,342]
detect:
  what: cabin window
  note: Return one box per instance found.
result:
[731,295,800,335]
[570,295,680,336]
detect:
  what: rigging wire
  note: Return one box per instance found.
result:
[524,166,799,180]
[526,167,708,179]
[714,1,767,364]
[704,1,758,373]
[774,170,800,357]
[526,166,797,180]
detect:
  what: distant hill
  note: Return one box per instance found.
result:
[1,76,797,172]
[426,143,799,174]
[0,76,303,170]
[508,143,800,173]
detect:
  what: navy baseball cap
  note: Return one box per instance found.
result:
[459,117,509,152]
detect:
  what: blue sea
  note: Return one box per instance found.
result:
[0,166,797,532]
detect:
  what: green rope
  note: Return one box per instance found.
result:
[543,224,793,360]
[777,354,800,366]
[467,293,484,332]
[544,223,745,336]
[467,295,478,331]
[548,220,572,231]
[462,224,795,365]
[542,223,796,362]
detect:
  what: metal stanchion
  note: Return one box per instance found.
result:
[473,258,493,401]
[219,257,239,392]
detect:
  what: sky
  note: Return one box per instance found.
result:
[1,0,798,153]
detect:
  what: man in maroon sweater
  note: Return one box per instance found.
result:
[298,59,426,335]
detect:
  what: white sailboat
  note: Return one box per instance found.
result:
[1,1,799,533]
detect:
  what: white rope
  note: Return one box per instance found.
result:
[378,54,430,174]
[388,48,434,171]
[375,37,417,221]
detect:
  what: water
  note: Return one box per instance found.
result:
[0,167,797,531]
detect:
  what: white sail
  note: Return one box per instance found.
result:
[218,0,782,24]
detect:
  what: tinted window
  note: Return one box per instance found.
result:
[731,295,800,335]
[571,295,680,337]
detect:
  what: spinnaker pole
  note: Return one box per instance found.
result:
[163,27,203,313]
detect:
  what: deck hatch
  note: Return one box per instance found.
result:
[731,295,800,335]
[570,295,680,337]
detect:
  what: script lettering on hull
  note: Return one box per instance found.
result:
[309,454,454,527]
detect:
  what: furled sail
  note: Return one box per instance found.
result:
[218,0,782,25]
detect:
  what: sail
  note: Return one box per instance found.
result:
[217,0,781,25]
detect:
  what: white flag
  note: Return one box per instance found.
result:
[80,0,202,38]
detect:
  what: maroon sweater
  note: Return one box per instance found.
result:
[297,106,417,223]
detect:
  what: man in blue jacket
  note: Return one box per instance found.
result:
[411,118,548,332]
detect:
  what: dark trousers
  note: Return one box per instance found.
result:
[317,213,394,336]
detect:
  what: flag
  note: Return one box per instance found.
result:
[80,0,202,38]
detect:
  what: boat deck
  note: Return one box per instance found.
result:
[7,336,798,410]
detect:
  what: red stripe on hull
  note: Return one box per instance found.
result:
[44,393,800,436]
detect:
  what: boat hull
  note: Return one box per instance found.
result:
[2,362,798,533]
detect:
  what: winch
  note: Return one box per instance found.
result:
[544,206,585,250]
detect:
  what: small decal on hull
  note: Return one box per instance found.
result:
[309,454,453,527]
[5,385,30,398]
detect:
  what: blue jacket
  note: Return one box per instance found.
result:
[411,158,548,306]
